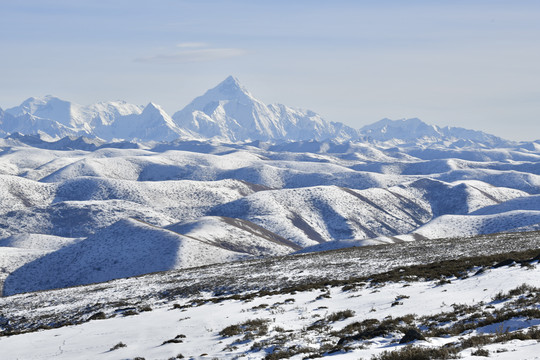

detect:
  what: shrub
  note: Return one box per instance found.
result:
[492,291,507,302]
[371,345,459,360]
[109,342,127,351]
[264,346,317,360]
[437,278,452,285]
[461,334,493,349]
[316,292,331,300]
[508,284,537,297]
[162,338,183,345]
[219,318,270,338]
[251,303,269,310]
[219,324,242,337]
[163,334,186,344]
[471,348,490,357]
[327,310,355,322]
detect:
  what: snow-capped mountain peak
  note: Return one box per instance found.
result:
[141,102,166,115]
[212,75,254,100]
[360,117,508,146]
[361,118,442,140]
[7,95,64,116]
[172,76,360,142]
[84,101,144,127]
[6,95,79,128]
[105,102,192,142]
[140,102,179,130]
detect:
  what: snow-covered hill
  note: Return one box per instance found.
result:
[210,180,525,247]
[1,104,540,294]
[0,175,262,238]
[3,219,248,295]
[166,216,301,256]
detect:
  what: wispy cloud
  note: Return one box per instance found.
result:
[135,45,246,64]
[176,42,207,48]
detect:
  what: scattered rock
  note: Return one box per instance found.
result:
[399,328,425,344]
[88,312,107,321]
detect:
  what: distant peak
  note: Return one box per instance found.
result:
[212,76,251,97]
[379,118,425,125]
[142,102,167,115]
[145,102,160,109]
[18,95,69,108]
[33,95,62,102]
[222,75,241,86]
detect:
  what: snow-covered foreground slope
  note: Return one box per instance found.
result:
[5,264,540,360]
[1,231,540,360]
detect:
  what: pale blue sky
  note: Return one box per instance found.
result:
[1,0,539,140]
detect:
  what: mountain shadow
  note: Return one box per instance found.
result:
[3,219,182,296]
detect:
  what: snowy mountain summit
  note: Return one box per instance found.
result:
[361,118,507,146]
[172,76,361,142]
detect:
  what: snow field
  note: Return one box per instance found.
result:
[2,262,540,359]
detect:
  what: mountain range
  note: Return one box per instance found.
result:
[3,78,540,360]
[2,76,540,296]
[0,76,514,145]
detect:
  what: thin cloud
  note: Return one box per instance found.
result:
[176,42,208,48]
[134,47,246,64]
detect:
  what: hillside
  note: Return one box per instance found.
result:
[1,231,540,359]
[1,132,540,294]
[3,219,247,295]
